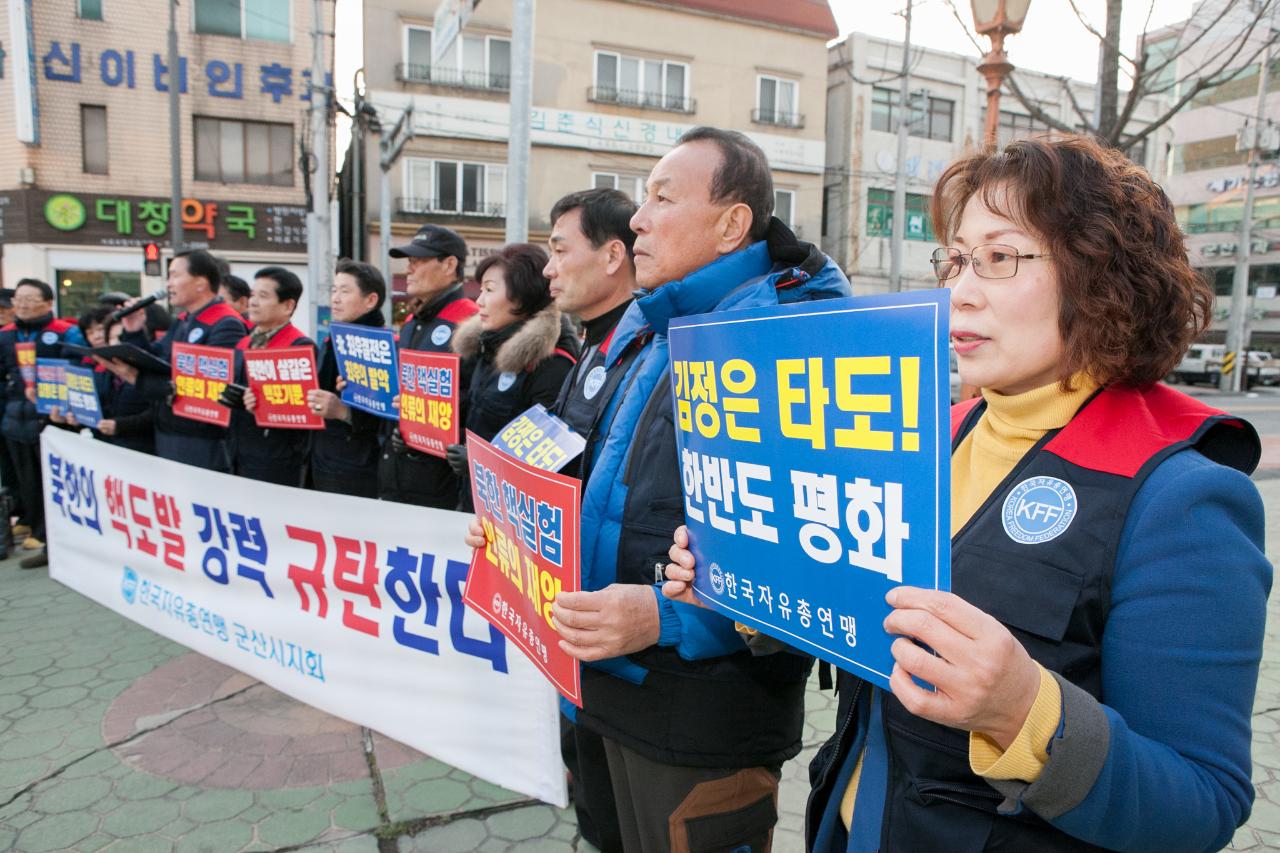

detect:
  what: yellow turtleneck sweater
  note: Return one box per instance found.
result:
[839,375,1100,830]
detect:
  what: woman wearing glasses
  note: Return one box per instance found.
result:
[665,135,1271,852]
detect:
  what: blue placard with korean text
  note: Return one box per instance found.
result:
[65,364,104,428]
[35,358,69,416]
[330,323,399,420]
[667,290,951,690]
[492,405,588,473]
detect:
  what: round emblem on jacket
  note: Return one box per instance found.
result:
[497,372,517,392]
[583,365,607,400]
[709,562,725,595]
[431,325,452,346]
[40,331,58,345]
[1001,476,1078,544]
[188,327,205,343]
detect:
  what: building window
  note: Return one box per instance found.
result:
[81,105,108,175]
[194,0,290,43]
[1179,197,1280,234]
[399,25,511,91]
[78,0,103,20]
[870,87,954,142]
[774,189,795,228]
[402,158,506,216]
[1170,134,1253,174]
[866,188,934,241]
[755,76,802,128]
[194,117,293,186]
[591,51,692,113]
[996,111,1050,148]
[592,172,646,204]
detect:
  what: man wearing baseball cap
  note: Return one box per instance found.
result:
[379,225,478,507]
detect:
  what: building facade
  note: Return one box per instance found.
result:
[1157,1,1280,347]
[353,0,836,313]
[824,32,1171,295]
[1,0,331,334]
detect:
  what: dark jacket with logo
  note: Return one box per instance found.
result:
[452,303,579,509]
[807,385,1269,853]
[377,285,478,508]
[123,298,249,442]
[0,315,86,444]
[311,307,384,496]
[228,323,315,486]
[575,220,851,770]
[552,299,636,484]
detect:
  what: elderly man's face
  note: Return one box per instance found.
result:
[630,141,737,289]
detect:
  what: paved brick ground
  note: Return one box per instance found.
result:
[0,477,1276,851]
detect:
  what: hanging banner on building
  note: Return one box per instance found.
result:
[330,323,399,420]
[398,351,460,458]
[15,342,36,388]
[492,405,587,474]
[42,427,566,807]
[243,346,324,430]
[171,343,233,427]
[35,358,69,415]
[667,291,952,691]
[463,431,582,707]
[64,364,103,428]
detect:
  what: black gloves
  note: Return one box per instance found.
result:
[217,383,247,410]
[445,443,468,477]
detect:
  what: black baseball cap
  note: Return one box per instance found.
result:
[389,225,467,263]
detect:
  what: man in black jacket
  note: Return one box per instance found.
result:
[307,259,386,498]
[111,250,248,471]
[377,225,477,508]
[545,188,640,853]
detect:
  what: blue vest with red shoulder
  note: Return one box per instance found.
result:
[812,383,1260,853]
[399,289,478,354]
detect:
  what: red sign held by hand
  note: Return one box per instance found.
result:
[463,431,582,706]
[397,351,461,458]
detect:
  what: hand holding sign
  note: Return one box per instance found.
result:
[883,586,1041,751]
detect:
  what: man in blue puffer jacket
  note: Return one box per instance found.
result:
[550,127,851,852]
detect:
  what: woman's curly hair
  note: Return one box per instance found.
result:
[931,134,1213,388]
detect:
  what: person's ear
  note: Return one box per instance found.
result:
[715,203,753,253]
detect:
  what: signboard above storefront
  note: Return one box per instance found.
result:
[0,190,308,252]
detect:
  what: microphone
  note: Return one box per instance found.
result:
[109,292,163,323]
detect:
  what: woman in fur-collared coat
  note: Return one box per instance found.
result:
[448,242,580,508]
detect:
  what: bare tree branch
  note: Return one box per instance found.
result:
[1003,75,1078,135]
[1139,0,1258,88]
[1067,0,1136,65]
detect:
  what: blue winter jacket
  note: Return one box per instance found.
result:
[571,224,852,768]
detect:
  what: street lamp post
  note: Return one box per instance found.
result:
[971,0,1033,149]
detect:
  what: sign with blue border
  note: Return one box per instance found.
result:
[330,323,399,420]
[667,290,951,690]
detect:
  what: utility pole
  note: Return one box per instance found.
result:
[380,104,414,326]
[168,0,183,255]
[506,0,534,243]
[308,0,332,335]
[889,0,912,292]
[1222,20,1275,392]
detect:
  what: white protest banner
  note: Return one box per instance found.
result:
[40,427,566,807]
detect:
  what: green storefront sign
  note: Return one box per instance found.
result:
[0,189,307,251]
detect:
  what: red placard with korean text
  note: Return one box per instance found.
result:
[463,431,582,706]
[397,351,460,458]
[171,343,233,427]
[243,346,324,430]
[15,342,36,389]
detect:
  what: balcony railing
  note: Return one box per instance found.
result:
[396,63,510,92]
[586,86,696,114]
[751,108,804,129]
[397,197,506,218]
